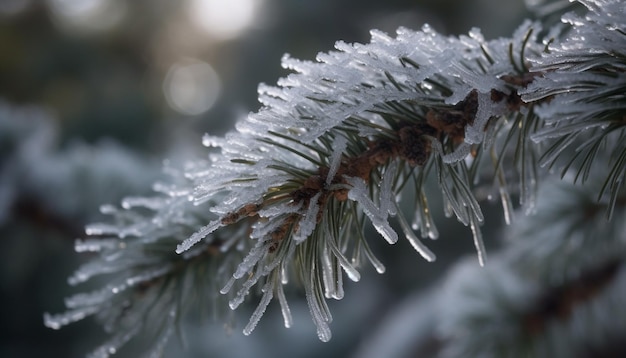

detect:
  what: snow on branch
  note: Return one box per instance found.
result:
[44,0,626,355]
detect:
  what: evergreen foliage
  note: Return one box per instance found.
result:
[43,0,626,356]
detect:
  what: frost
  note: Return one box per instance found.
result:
[442,142,472,164]
[232,240,266,280]
[124,266,172,286]
[220,277,237,295]
[395,202,436,262]
[324,224,361,282]
[293,192,322,242]
[412,190,439,240]
[305,268,333,342]
[465,91,508,146]
[326,135,347,186]
[229,269,263,310]
[74,238,119,253]
[321,245,339,299]
[357,123,381,137]
[44,307,100,330]
[359,237,387,274]
[243,282,274,336]
[276,281,293,328]
[378,161,397,217]
[257,201,301,217]
[247,21,518,144]
[121,196,164,210]
[84,223,123,236]
[202,133,228,148]
[470,216,487,267]
[175,220,221,253]
[68,262,119,285]
[42,0,626,352]
[346,175,398,244]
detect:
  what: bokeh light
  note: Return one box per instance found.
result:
[163,59,222,116]
[46,0,126,33]
[187,0,262,41]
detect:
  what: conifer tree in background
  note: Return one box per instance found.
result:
[43,0,626,356]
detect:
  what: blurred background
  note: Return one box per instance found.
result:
[0,0,530,357]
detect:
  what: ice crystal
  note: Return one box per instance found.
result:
[521,0,626,217]
[346,175,398,245]
[44,0,626,355]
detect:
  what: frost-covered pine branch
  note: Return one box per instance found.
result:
[0,101,160,228]
[355,174,626,358]
[44,0,626,356]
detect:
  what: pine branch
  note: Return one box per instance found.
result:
[44,0,626,356]
[389,175,626,358]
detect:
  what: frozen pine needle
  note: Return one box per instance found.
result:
[326,135,348,187]
[175,220,222,253]
[44,0,626,355]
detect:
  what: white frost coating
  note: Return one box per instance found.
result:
[281,265,289,284]
[325,224,361,282]
[293,192,322,242]
[443,84,473,106]
[250,217,288,240]
[220,277,236,295]
[233,240,266,279]
[125,266,171,287]
[333,260,345,300]
[98,204,118,215]
[413,191,439,240]
[470,216,487,266]
[249,23,491,144]
[201,133,227,148]
[44,306,99,330]
[379,161,397,217]
[45,13,570,350]
[257,201,301,218]
[320,243,344,299]
[326,136,348,186]
[346,176,398,244]
[356,230,387,274]
[229,269,263,310]
[261,241,291,275]
[84,223,120,236]
[121,196,164,210]
[465,91,508,146]
[442,142,472,164]
[357,123,380,137]
[175,220,221,254]
[68,263,114,285]
[499,185,514,225]
[276,282,293,328]
[321,245,336,299]
[370,217,398,244]
[305,269,332,342]
[430,139,486,226]
[208,174,292,215]
[395,202,436,262]
[243,282,274,336]
[337,253,360,282]
[74,238,118,253]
